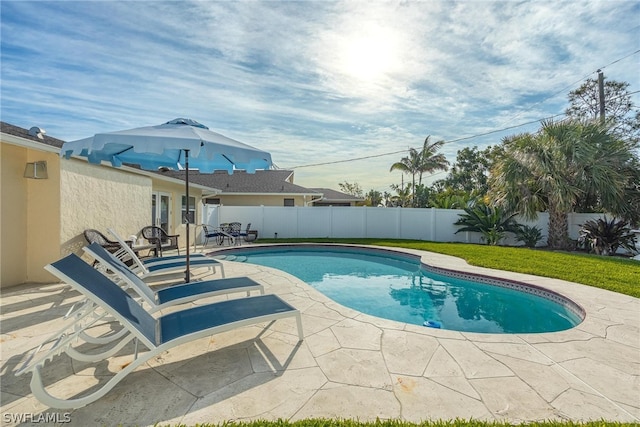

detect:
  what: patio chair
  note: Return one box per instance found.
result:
[201,224,226,247]
[228,222,242,245]
[140,225,180,256]
[239,223,258,243]
[83,229,121,253]
[16,253,302,409]
[84,243,263,312]
[107,228,225,280]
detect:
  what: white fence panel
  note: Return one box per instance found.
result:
[298,207,332,237]
[331,207,365,238]
[363,208,399,239]
[397,209,428,240]
[201,205,607,245]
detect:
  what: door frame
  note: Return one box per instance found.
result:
[151,191,172,233]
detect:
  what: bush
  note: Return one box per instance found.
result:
[454,205,520,245]
[578,216,637,256]
[514,225,544,248]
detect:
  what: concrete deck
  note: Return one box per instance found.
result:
[1,246,639,425]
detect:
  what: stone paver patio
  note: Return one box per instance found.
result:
[1,246,638,425]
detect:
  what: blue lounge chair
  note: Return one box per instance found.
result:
[16,254,303,409]
[84,243,263,311]
[107,228,225,280]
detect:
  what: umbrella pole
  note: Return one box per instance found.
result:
[184,149,190,283]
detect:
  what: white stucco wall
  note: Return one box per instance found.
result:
[60,159,152,255]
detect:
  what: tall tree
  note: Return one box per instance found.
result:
[338,181,363,198]
[438,146,500,194]
[489,119,637,249]
[566,77,640,143]
[364,189,383,207]
[389,183,412,207]
[390,136,449,206]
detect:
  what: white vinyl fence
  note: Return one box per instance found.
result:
[201,205,605,246]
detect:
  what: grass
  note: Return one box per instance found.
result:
[256,238,640,298]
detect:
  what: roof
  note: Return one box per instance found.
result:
[1,121,66,149]
[309,188,365,202]
[158,169,320,195]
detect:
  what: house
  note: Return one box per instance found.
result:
[0,122,219,288]
[308,188,364,206]
[159,170,363,207]
[1,121,361,288]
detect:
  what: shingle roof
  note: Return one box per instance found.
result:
[0,121,65,148]
[158,169,320,195]
[308,188,364,202]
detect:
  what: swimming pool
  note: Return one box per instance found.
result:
[215,245,584,334]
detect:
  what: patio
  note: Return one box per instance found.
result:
[1,246,638,425]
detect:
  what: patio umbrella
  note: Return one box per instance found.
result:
[61,118,272,282]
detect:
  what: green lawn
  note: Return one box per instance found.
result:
[257,238,640,298]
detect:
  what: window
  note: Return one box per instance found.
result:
[284,198,295,207]
[181,196,196,224]
[204,198,221,205]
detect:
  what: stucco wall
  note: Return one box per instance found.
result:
[60,159,151,255]
[26,151,61,283]
[1,144,28,286]
[1,144,61,287]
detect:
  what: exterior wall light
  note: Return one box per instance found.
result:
[24,161,48,179]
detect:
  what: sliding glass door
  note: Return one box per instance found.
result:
[151,192,171,233]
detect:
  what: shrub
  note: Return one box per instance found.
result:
[514,225,544,248]
[578,216,637,256]
[454,205,520,245]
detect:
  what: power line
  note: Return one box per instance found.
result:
[290,50,640,170]
[498,49,640,127]
[291,149,408,169]
[290,113,565,169]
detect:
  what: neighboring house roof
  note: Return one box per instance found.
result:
[158,169,320,196]
[309,188,364,203]
[1,121,65,150]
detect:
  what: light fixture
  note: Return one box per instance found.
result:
[24,161,48,179]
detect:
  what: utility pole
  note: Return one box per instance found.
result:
[597,69,605,124]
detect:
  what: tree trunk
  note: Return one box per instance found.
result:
[547,205,571,249]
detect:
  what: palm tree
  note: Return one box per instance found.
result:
[417,136,449,186]
[390,136,449,206]
[389,183,412,207]
[489,119,636,249]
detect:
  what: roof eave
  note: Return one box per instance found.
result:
[1,132,62,153]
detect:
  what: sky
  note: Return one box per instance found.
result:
[1,1,639,193]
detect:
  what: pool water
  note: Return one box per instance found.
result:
[223,246,582,333]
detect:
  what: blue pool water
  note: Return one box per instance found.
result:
[221,246,583,334]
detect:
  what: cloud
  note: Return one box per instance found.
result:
[2,0,638,191]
